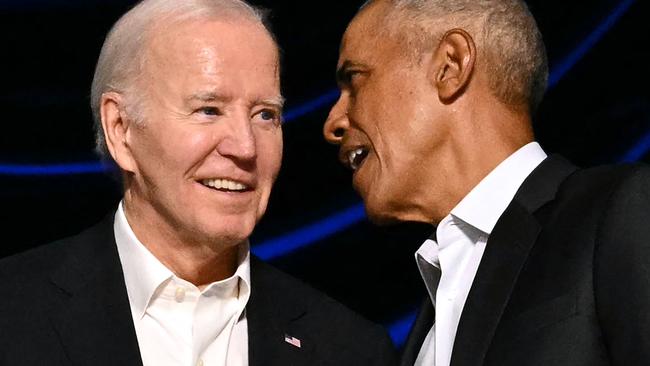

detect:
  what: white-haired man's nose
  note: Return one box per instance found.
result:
[217,116,257,161]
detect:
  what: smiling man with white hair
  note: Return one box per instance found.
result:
[0,1,396,365]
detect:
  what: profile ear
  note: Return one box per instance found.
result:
[429,28,476,103]
[100,92,138,174]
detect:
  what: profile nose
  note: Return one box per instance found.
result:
[323,95,349,145]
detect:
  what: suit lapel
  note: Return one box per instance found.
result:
[247,257,314,366]
[450,201,540,366]
[450,155,577,366]
[47,215,143,366]
[400,298,434,366]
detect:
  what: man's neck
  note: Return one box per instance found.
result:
[121,196,242,288]
[429,111,534,225]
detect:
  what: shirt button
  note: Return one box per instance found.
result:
[175,287,186,302]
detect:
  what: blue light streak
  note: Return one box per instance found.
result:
[618,129,650,163]
[386,311,418,347]
[252,203,366,260]
[0,162,108,176]
[548,0,636,88]
[282,88,340,123]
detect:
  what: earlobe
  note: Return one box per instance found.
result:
[100,92,137,173]
[430,28,476,102]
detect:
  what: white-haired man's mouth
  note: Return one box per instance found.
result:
[200,178,249,192]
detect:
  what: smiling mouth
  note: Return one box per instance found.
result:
[200,178,250,192]
[347,148,369,171]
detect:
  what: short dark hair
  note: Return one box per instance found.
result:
[373,0,548,113]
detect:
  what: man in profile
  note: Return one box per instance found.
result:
[0,1,396,365]
[324,0,650,365]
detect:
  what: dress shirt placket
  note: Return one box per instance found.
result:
[192,278,240,366]
[434,217,483,366]
[142,278,197,365]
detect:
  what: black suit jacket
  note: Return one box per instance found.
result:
[401,156,650,366]
[0,216,396,366]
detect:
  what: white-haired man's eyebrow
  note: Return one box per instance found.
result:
[186,92,232,103]
[185,92,284,109]
[257,95,285,110]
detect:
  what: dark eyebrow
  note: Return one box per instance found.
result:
[336,60,368,87]
[336,60,354,86]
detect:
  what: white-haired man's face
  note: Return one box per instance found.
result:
[109,18,283,248]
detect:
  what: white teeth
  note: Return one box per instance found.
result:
[348,148,367,171]
[201,178,248,191]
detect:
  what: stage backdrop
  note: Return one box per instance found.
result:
[0,0,648,345]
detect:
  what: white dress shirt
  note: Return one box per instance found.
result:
[114,203,251,366]
[414,142,547,366]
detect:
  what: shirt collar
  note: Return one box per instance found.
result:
[450,142,547,235]
[202,242,252,315]
[113,202,252,319]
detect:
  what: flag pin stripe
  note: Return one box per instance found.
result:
[284,334,302,348]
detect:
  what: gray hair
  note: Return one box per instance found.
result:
[90,0,275,160]
[367,0,548,113]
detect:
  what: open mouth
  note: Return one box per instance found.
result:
[347,147,369,171]
[200,178,250,192]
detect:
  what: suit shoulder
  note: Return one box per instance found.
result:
[0,238,68,282]
[563,163,648,189]
[249,257,396,364]
[250,256,392,337]
[0,239,72,328]
[0,217,111,283]
[251,257,375,322]
[551,162,648,206]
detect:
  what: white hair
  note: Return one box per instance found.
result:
[90,0,275,159]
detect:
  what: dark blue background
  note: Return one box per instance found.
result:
[0,0,648,344]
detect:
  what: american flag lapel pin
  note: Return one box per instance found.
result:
[284,334,302,348]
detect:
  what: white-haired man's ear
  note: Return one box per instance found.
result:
[429,28,476,103]
[100,92,138,174]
